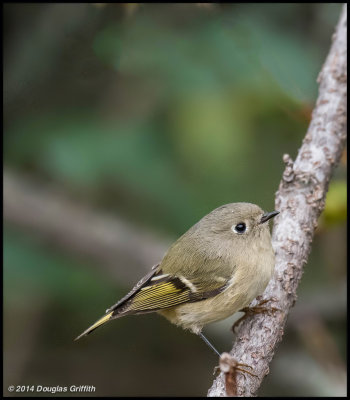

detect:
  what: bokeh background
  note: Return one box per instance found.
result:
[3,3,346,397]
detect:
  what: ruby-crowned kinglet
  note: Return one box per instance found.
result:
[75,203,279,354]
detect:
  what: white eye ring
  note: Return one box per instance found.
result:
[231,222,247,234]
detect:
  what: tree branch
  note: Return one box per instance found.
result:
[208,4,347,397]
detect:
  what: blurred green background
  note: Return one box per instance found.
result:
[4,3,346,397]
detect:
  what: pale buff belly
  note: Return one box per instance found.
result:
[158,291,241,334]
[158,258,274,334]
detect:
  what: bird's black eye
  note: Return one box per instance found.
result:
[233,223,246,234]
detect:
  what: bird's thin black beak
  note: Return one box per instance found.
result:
[260,210,279,224]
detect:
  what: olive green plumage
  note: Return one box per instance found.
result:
[75,202,278,340]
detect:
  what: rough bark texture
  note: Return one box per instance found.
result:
[208,4,347,397]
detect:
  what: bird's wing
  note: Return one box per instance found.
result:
[105,263,160,313]
[108,266,227,316]
[75,264,160,340]
[75,258,229,340]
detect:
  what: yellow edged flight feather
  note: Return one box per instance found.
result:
[74,311,113,341]
[75,267,226,340]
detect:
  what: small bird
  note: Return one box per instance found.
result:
[75,203,279,355]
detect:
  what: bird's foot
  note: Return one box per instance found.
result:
[233,363,257,378]
[213,359,257,378]
[232,298,280,333]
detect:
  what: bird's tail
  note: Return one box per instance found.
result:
[74,311,114,341]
